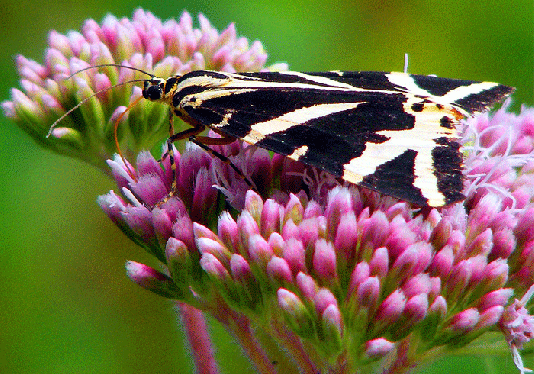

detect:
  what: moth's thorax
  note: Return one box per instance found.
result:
[143,71,234,109]
[174,71,233,94]
[170,71,234,109]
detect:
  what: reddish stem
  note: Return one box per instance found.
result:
[228,313,278,374]
[177,302,219,374]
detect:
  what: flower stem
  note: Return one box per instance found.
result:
[177,302,219,374]
[216,307,278,374]
[270,318,319,374]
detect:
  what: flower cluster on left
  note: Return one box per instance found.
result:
[2,9,284,171]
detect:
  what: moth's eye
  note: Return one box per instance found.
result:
[142,81,150,99]
[143,85,162,101]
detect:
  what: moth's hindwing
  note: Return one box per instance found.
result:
[172,70,514,207]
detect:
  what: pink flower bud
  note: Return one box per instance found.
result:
[376,290,406,326]
[126,261,181,299]
[313,239,337,284]
[365,338,395,358]
[448,308,479,331]
[267,256,293,284]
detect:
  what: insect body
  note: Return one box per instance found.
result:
[141,70,513,207]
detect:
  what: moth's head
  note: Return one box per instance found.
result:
[142,77,167,101]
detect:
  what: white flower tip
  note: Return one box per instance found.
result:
[1,100,15,117]
[50,127,75,138]
[520,283,534,305]
[512,345,533,374]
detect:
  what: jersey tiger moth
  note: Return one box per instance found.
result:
[139,69,513,207]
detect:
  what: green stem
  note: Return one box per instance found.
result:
[270,318,319,374]
[228,313,278,374]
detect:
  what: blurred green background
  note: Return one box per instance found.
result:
[0,0,532,373]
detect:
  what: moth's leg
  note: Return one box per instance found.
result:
[160,113,206,195]
[188,136,258,192]
[158,109,177,163]
[194,134,236,145]
[168,107,175,138]
[158,116,255,207]
[178,126,236,145]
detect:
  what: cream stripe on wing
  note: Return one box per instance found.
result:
[242,103,362,144]
[440,82,499,105]
[277,71,357,90]
[386,72,433,97]
[288,145,309,160]
[342,97,459,207]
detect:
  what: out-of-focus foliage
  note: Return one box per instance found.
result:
[0,1,531,373]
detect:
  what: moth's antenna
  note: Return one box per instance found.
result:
[113,95,144,181]
[46,78,147,137]
[64,64,155,79]
[47,64,156,137]
[404,53,409,74]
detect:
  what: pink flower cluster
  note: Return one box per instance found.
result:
[99,99,534,371]
[2,9,284,171]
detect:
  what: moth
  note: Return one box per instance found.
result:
[139,69,513,207]
[49,66,513,207]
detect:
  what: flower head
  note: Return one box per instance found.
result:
[2,9,286,171]
[102,101,534,372]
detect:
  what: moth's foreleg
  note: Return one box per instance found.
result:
[193,133,236,145]
[188,136,258,192]
[168,108,175,138]
[162,118,206,194]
